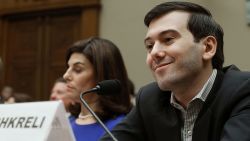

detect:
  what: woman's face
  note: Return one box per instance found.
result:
[63,53,96,101]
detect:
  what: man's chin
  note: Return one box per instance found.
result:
[157,80,170,91]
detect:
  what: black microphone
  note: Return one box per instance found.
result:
[82,79,121,95]
[79,79,121,141]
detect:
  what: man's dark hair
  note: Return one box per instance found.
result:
[144,1,224,70]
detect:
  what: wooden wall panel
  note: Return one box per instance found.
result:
[0,1,100,101]
[5,16,42,100]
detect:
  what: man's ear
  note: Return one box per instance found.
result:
[202,36,217,60]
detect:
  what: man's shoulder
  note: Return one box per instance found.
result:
[216,65,250,101]
[136,82,171,106]
[210,65,250,122]
[138,82,166,97]
[222,65,250,84]
[140,82,160,92]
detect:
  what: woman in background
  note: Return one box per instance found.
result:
[63,37,133,141]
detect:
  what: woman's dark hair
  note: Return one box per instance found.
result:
[144,1,224,70]
[65,37,132,120]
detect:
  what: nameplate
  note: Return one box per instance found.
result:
[0,101,75,141]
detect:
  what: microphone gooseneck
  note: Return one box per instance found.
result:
[79,79,121,141]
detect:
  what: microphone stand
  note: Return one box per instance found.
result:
[80,91,118,141]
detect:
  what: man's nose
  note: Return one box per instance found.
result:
[150,42,166,60]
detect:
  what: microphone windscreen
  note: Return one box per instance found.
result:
[97,79,121,95]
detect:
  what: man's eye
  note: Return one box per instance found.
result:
[145,44,153,50]
[164,37,174,42]
[145,44,154,52]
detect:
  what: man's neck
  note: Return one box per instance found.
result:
[172,68,214,108]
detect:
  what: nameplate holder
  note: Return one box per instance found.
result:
[0,101,75,141]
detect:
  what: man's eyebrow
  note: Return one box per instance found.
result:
[144,37,151,44]
[144,29,178,43]
[159,29,178,36]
